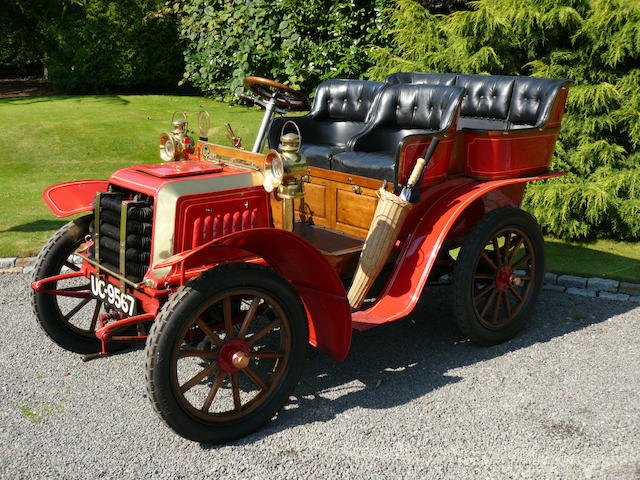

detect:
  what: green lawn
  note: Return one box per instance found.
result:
[546,238,640,283]
[0,95,638,283]
[0,95,264,257]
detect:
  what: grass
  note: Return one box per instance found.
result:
[0,94,637,283]
[545,238,640,283]
[0,95,263,257]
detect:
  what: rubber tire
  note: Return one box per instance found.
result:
[145,263,309,444]
[452,207,545,346]
[30,215,106,354]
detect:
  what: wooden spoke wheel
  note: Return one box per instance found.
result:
[452,207,545,345]
[145,263,308,443]
[31,215,106,354]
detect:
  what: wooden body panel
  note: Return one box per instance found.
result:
[272,167,394,238]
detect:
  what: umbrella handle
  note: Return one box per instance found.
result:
[407,157,427,187]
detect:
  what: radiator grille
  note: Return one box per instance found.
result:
[90,191,153,282]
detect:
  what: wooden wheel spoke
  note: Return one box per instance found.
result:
[247,320,281,347]
[231,373,241,411]
[480,290,498,318]
[201,369,227,413]
[223,297,233,339]
[238,297,260,339]
[63,261,80,272]
[502,290,512,319]
[492,291,501,323]
[503,232,512,263]
[249,351,283,359]
[63,297,92,321]
[474,274,495,280]
[481,251,498,271]
[507,237,524,264]
[180,362,218,394]
[243,367,268,391]
[491,237,502,266]
[177,349,218,359]
[196,318,224,348]
[508,285,523,302]
[89,300,101,332]
[474,283,495,301]
[512,254,531,269]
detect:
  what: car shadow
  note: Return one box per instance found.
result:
[0,219,68,233]
[203,287,637,449]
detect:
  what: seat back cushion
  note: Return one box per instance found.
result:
[310,79,384,122]
[454,74,515,130]
[384,72,458,86]
[509,77,569,129]
[355,84,464,152]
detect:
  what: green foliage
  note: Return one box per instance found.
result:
[42,0,183,92]
[370,0,640,241]
[176,0,392,97]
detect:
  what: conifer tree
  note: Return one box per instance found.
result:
[369,0,640,240]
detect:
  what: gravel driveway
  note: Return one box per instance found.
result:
[1,272,638,479]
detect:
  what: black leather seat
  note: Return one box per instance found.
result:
[385,72,458,86]
[508,76,569,129]
[268,79,384,169]
[384,72,570,131]
[454,74,515,130]
[332,84,464,182]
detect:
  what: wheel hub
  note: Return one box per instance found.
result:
[495,265,513,291]
[218,339,250,373]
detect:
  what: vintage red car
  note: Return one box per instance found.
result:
[31,73,570,443]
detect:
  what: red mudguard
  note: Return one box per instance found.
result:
[155,228,353,362]
[43,180,108,217]
[352,172,563,329]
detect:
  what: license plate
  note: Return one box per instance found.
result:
[90,273,137,316]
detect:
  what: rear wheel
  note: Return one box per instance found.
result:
[452,207,544,345]
[145,263,308,443]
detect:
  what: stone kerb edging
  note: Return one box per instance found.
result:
[2,256,639,303]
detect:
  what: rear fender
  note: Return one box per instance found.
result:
[352,172,563,327]
[155,228,352,361]
[43,180,108,217]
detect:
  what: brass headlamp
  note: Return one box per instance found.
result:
[263,121,308,231]
[159,111,194,162]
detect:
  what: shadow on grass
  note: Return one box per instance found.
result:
[199,286,637,449]
[546,241,640,283]
[1,95,131,106]
[1,219,67,233]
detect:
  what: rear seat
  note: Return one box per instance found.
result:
[384,72,569,131]
[268,79,384,169]
[331,84,464,182]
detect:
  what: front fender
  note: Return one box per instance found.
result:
[155,228,352,362]
[43,180,108,217]
[352,172,563,328]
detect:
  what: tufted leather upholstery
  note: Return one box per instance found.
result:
[268,79,384,168]
[385,72,457,86]
[385,72,570,131]
[331,84,464,182]
[454,74,514,130]
[508,76,568,129]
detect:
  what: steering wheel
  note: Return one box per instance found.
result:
[242,76,309,112]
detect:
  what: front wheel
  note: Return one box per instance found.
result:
[145,263,308,443]
[31,215,104,353]
[452,207,545,345]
